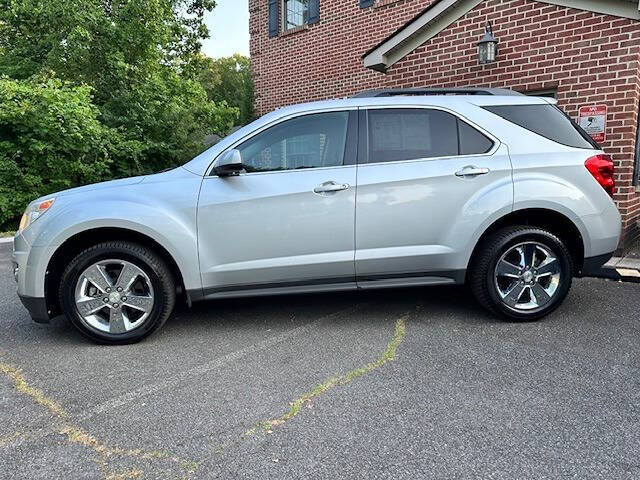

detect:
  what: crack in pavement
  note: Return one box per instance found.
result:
[1,305,363,453]
[0,304,367,477]
[247,311,409,435]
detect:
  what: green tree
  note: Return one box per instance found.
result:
[0,0,216,81]
[0,76,113,228]
[0,0,240,228]
[0,0,238,172]
[196,54,255,126]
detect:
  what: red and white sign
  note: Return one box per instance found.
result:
[578,105,607,143]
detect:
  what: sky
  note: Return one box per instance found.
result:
[202,0,250,59]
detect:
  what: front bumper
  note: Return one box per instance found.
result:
[13,231,52,298]
[13,231,54,323]
[18,294,50,324]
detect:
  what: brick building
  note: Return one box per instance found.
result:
[249,0,640,249]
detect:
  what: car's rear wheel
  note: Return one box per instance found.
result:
[59,242,175,344]
[469,226,573,321]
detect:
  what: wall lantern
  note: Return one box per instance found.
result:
[478,22,498,64]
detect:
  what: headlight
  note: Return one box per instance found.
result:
[18,198,55,232]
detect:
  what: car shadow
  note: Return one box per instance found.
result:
[5,285,496,348]
[167,284,496,330]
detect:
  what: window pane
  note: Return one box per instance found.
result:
[238,112,349,173]
[458,120,493,155]
[525,89,557,99]
[484,104,598,149]
[367,109,458,163]
[285,0,308,29]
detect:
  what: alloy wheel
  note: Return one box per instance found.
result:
[494,242,561,312]
[74,259,154,334]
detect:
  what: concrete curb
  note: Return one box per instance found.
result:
[0,237,13,244]
[586,257,640,283]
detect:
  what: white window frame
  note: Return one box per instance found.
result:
[281,0,308,31]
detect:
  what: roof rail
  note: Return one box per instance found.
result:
[352,87,524,98]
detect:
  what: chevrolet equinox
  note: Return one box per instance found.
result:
[12,88,621,344]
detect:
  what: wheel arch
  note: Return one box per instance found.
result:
[45,227,188,318]
[466,208,585,278]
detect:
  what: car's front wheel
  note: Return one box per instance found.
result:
[470,226,573,321]
[59,241,176,344]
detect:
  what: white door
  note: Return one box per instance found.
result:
[197,110,358,297]
[355,107,513,287]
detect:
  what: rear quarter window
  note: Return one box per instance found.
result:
[458,120,493,155]
[483,104,599,150]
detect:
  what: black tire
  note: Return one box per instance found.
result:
[469,226,573,321]
[59,241,176,344]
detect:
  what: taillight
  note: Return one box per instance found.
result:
[585,154,615,197]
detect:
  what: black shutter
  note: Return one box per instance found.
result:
[268,0,278,37]
[308,0,319,24]
[360,0,374,8]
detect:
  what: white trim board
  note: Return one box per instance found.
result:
[364,0,483,72]
[363,0,640,72]
[537,0,640,19]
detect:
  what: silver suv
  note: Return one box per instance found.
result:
[12,88,621,344]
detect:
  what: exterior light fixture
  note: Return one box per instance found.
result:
[478,22,498,64]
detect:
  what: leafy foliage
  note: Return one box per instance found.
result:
[195,54,255,126]
[0,77,112,227]
[0,0,244,229]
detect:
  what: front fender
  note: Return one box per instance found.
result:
[21,174,202,298]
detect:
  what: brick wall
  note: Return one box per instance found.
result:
[249,0,430,113]
[249,0,640,249]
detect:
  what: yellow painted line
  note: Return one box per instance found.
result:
[0,432,22,447]
[79,305,366,424]
[104,470,143,480]
[0,363,67,418]
[2,305,371,474]
[0,361,198,478]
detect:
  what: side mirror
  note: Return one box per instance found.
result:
[213,149,244,177]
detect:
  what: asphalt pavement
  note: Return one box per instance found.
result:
[1,241,639,479]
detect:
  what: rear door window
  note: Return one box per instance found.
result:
[367,109,458,163]
[483,104,599,149]
[365,108,493,163]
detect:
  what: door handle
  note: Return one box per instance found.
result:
[455,166,490,177]
[313,181,350,194]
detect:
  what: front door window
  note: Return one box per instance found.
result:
[237,111,349,173]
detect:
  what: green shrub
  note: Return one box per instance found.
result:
[0,77,112,230]
[0,0,241,230]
